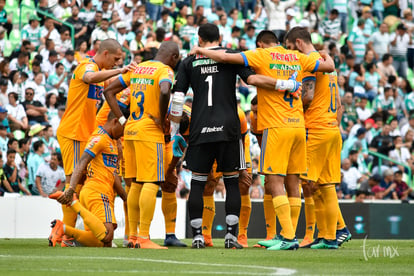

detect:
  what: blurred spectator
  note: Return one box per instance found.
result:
[357,173,382,201]
[22,87,47,126]
[350,63,367,98]
[358,6,377,38]
[379,168,398,199]
[389,118,401,136]
[180,15,197,51]
[41,50,59,78]
[27,140,45,193]
[401,112,414,136]
[342,127,369,160]
[91,18,116,42]
[39,39,55,64]
[339,54,355,78]
[32,152,65,197]
[249,173,264,198]
[242,24,256,50]
[53,0,72,20]
[0,0,12,36]
[364,62,381,98]
[0,77,7,105]
[263,0,296,41]
[373,86,397,116]
[80,0,96,24]
[337,171,352,199]
[394,170,413,200]
[370,124,394,170]
[303,0,319,32]
[3,149,31,195]
[5,92,28,132]
[349,148,369,175]
[157,9,174,39]
[50,106,65,136]
[286,8,298,31]
[377,53,397,78]
[87,10,103,37]
[55,28,74,56]
[0,59,10,78]
[74,40,88,63]
[348,18,368,63]
[0,154,14,195]
[356,96,373,121]
[147,0,164,22]
[66,5,88,48]
[0,105,8,130]
[41,125,60,160]
[47,63,67,92]
[389,135,412,170]
[21,15,42,50]
[40,17,60,45]
[342,158,365,196]
[389,23,410,79]
[250,186,262,199]
[87,40,101,57]
[9,52,30,75]
[341,92,358,137]
[383,0,399,18]
[368,23,390,61]
[32,72,47,106]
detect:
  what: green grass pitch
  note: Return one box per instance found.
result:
[0,239,413,275]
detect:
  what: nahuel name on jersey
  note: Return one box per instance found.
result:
[133,66,157,75]
[201,66,219,74]
[201,126,224,133]
[270,52,299,62]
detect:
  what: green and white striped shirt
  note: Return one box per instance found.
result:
[348,27,367,63]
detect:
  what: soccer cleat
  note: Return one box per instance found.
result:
[267,237,299,251]
[192,237,205,249]
[138,237,168,249]
[336,227,352,246]
[225,239,243,249]
[300,237,322,248]
[48,191,78,203]
[237,234,248,248]
[257,234,282,248]
[203,234,214,247]
[164,235,187,247]
[127,236,140,249]
[311,238,338,249]
[61,236,77,247]
[48,220,64,247]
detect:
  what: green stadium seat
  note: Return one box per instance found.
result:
[9,29,21,49]
[311,32,323,45]
[408,69,414,88]
[3,40,13,57]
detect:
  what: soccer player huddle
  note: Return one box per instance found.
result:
[47,23,352,250]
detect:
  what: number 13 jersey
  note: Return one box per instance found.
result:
[119,60,174,143]
[174,47,255,145]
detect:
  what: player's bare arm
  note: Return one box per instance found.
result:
[103,79,126,119]
[190,47,245,64]
[83,62,137,84]
[113,175,127,202]
[317,50,335,73]
[302,79,315,112]
[159,81,172,133]
[58,153,93,205]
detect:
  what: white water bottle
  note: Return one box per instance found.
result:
[169,92,185,136]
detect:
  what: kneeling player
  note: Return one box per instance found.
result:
[48,112,127,247]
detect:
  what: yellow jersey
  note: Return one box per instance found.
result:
[84,126,118,198]
[96,87,131,127]
[57,58,104,141]
[240,46,319,130]
[119,60,174,142]
[303,52,339,129]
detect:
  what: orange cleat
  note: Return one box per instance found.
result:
[127,236,140,248]
[203,234,214,247]
[299,236,314,248]
[138,237,168,249]
[237,234,248,248]
[48,191,63,200]
[253,236,273,248]
[48,220,64,247]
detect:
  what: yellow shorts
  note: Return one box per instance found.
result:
[57,134,87,176]
[260,127,306,175]
[164,141,173,176]
[79,186,116,224]
[124,140,165,182]
[302,128,342,184]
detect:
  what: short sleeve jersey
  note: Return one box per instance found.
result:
[249,111,263,136]
[240,46,319,130]
[57,58,104,141]
[84,126,118,198]
[174,47,255,145]
[119,60,174,143]
[303,51,339,129]
[96,87,131,127]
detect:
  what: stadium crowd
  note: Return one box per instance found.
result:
[0,0,414,203]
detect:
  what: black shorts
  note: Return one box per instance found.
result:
[184,139,246,174]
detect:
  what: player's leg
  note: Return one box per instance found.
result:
[285,174,301,233]
[161,141,186,247]
[185,143,215,248]
[136,141,167,249]
[238,169,252,248]
[124,140,141,248]
[123,178,131,247]
[202,169,218,247]
[300,180,316,248]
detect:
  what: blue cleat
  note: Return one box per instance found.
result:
[267,237,299,251]
[164,234,187,247]
[336,227,352,246]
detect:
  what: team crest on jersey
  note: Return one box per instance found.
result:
[84,64,95,71]
[109,143,114,152]
[87,136,101,149]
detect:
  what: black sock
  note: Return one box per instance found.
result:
[188,174,207,238]
[223,174,241,240]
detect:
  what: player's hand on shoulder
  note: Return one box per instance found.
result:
[120,61,138,74]
[189,46,202,56]
[318,50,328,60]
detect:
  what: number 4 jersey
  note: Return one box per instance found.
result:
[119,60,174,143]
[174,47,255,145]
[303,51,339,129]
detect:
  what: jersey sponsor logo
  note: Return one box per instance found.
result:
[270,52,299,62]
[133,66,157,75]
[192,58,218,67]
[200,66,219,74]
[269,64,301,71]
[201,126,224,133]
[131,78,155,85]
[126,130,138,136]
[87,84,104,100]
[102,153,118,168]
[284,117,301,123]
[323,71,338,76]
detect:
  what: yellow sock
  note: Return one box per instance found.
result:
[313,189,326,238]
[239,194,251,236]
[320,185,339,240]
[337,202,346,230]
[61,183,79,227]
[64,225,103,247]
[162,191,177,234]
[273,195,295,240]
[127,183,142,237]
[138,183,159,237]
[202,195,215,236]
[124,185,130,238]
[263,194,276,239]
[71,201,107,241]
[288,197,301,232]
[304,196,315,239]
